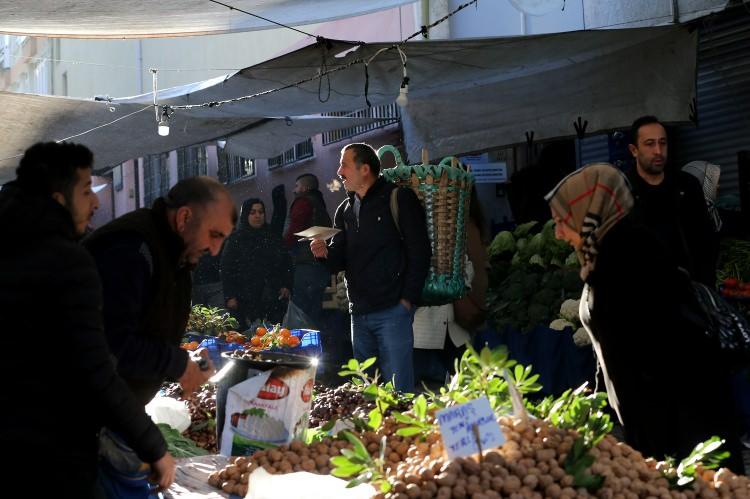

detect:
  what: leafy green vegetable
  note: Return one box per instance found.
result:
[330,431,392,493]
[661,437,731,489]
[157,423,209,458]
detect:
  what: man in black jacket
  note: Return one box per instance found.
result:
[84,176,236,495]
[626,115,716,285]
[284,173,332,326]
[311,143,431,392]
[0,142,174,497]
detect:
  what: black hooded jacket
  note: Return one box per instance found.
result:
[324,178,431,314]
[221,199,293,322]
[0,182,166,490]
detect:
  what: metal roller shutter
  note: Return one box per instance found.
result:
[672,7,750,196]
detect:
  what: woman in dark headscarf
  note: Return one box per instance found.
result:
[546,163,743,470]
[221,198,292,329]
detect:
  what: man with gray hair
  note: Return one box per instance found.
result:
[84,176,237,497]
[284,173,332,326]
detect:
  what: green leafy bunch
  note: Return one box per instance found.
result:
[427,345,541,415]
[487,220,583,333]
[330,431,392,493]
[338,357,414,431]
[532,384,613,448]
[530,383,614,492]
[661,437,731,489]
[186,305,239,336]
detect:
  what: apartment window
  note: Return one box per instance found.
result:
[268,138,314,169]
[322,103,400,145]
[142,153,170,208]
[113,165,123,192]
[177,145,208,180]
[218,150,255,184]
[61,71,68,96]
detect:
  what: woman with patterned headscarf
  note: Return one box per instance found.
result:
[546,163,743,470]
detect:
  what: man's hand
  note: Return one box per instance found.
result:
[400,298,412,311]
[226,297,238,310]
[149,451,176,491]
[279,288,291,300]
[178,348,214,395]
[310,238,328,259]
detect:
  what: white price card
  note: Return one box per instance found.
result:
[435,396,505,460]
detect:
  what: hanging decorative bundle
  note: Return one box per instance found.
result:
[377,145,474,306]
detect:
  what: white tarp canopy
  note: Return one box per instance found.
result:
[0,91,386,181]
[0,25,697,182]
[0,0,416,38]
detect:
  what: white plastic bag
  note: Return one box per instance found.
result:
[145,396,191,433]
[282,299,315,330]
[246,467,376,499]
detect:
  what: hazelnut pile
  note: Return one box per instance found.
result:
[208,415,750,499]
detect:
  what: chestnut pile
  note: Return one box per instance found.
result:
[161,382,218,453]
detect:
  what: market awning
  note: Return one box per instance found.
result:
[0,25,697,182]
[118,25,697,162]
[0,0,416,38]
[0,91,387,181]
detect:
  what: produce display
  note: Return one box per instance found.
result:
[246,325,301,350]
[487,221,583,333]
[204,346,750,498]
[187,304,239,336]
[163,383,218,453]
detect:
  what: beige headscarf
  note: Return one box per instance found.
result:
[545,163,634,280]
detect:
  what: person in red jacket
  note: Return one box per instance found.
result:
[283,174,332,327]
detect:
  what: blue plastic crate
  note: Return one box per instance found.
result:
[266,329,322,358]
[293,328,322,358]
[198,336,244,369]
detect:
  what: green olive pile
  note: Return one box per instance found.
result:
[208,414,750,499]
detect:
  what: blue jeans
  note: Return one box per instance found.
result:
[292,263,331,328]
[351,302,415,393]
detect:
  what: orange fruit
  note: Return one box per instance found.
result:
[287,336,301,348]
[279,328,291,338]
[256,327,267,337]
[250,336,262,347]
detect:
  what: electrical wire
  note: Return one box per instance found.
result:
[206,0,316,38]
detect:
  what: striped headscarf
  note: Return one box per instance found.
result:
[545,163,634,280]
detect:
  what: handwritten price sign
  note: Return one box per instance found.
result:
[435,396,505,460]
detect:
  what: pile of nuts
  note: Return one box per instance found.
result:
[161,383,218,453]
[208,415,750,499]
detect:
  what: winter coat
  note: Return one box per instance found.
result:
[324,177,431,315]
[580,216,742,468]
[221,200,293,324]
[626,169,717,286]
[84,198,192,405]
[284,189,332,265]
[0,182,166,495]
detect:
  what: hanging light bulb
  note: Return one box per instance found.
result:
[396,75,410,108]
[157,107,170,137]
[396,84,409,108]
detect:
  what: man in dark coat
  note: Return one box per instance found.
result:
[311,143,431,392]
[626,115,716,285]
[84,176,236,495]
[222,198,293,328]
[0,142,174,497]
[284,174,332,327]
